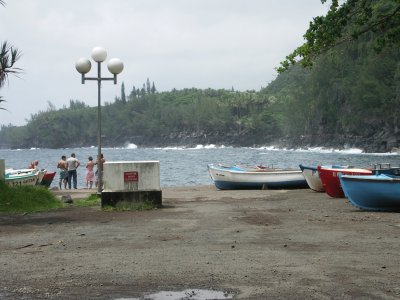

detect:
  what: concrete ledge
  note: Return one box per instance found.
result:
[101,190,162,208]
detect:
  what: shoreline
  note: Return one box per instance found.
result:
[1,186,400,299]
[1,143,399,154]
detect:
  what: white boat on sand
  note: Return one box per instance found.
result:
[299,164,324,192]
[208,164,307,190]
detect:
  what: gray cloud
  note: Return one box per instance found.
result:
[0,0,328,126]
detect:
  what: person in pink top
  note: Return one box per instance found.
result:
[85,156,95,189]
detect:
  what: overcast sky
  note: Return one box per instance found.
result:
[0,0,328,127]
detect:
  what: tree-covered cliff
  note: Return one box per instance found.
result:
[0,86,280,149]
[269,0,400,152]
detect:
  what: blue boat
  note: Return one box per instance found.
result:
[339,173,400,211]
[371,163,400,176]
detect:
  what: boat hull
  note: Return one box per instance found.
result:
[40,171,56,188]
[5,170,39,187]
[299,165,324,192]
[339,174,400,211]
[318,166,372,198]
[208,164,307,190]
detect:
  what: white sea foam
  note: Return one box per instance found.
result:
[255,145,366,154]
[293,147,364,154]
[255,145,400,155]
[124,143,138,149]
[154,144,227,150]
[161,146,194,150]
[256,146,282,151]
[189,144,228,150]
[362,152,399,156]
[193,144,217,149]
[155,146,186,150]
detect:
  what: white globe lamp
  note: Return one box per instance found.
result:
[75,58,91,74]
[91,46,107,62]
[107,58,124,74]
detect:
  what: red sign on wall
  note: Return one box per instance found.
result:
[124,171,139,182]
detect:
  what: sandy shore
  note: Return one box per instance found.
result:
[1,185,400,299]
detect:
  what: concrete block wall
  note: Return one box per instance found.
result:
[103,161,160,192]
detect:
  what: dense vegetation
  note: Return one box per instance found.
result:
[273,0,400,152]
[279,0,400,71]
[262,35,400,152]
[0,85,278,148]
[1,0,400,152]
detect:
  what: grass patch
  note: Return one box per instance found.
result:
[74,194,101,207]
[102,200,156,211]
[0,180,63,214]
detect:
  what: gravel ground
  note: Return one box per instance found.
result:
[1,186,400,299]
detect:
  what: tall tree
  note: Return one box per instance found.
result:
[141,84,146,97]
[146,78,151,94]
[129,85,137,99]
[121,82,126,103]
[151,81,157,94]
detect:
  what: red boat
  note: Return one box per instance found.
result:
[317,166,372,198]
[39,171,56,188]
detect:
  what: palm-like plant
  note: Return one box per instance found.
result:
[0,41,22,89]
[0,41,21,110]
[0,96,5,111]
[1,1,22,110]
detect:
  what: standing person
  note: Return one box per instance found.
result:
[95,153,106,188]
[85,156,95,189]
[57,155,68,189]
[67,153,80,189]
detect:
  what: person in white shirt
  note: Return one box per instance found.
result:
[67,153,80,189]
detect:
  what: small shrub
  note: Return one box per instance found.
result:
[74,194,101,207]
[0,181,63,214]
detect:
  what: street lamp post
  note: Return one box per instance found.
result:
[75,47,124,194]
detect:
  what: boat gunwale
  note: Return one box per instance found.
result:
[340,174,400,183]
[318,167,371,173]
[299,164,317,172]
[209,165,302,175]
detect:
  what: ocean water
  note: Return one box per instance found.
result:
[1,144,399,189]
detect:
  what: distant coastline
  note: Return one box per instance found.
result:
[1,131,399,154]
[110,133,400,154]
[2,142,399,156]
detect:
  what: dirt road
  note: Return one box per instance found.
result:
[1,186,400,299]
